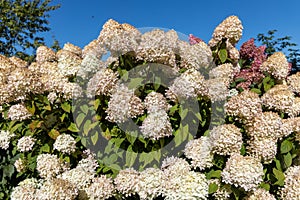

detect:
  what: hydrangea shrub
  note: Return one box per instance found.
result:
[0,16,300,199]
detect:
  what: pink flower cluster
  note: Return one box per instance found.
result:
[235,38,267,90]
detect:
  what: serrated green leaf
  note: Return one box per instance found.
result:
[208,183,218,194]
[281,140,293,154]
[218,48,228,63]
[61,102,71,113]
[68,123,79,132]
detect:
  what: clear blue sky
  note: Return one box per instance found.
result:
[44,0,300,50]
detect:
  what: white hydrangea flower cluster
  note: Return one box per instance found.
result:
[114,168,140,197]
[98,19,141,57]
[36,154,69,179]
[53,134,76,154]
[261,84,297,116]
[0,130,15,150]
[14,157,27,173]
[7,104,32,121]
[245,188,276,200]
[178,40,213,70]
[140,109,172,140]
[260,52,290,80]
[161,157,209,200]
[86,68,119,97]
[136,29,178,66]
[280,165,300,200]
[83,175,115,200]
[137,167,164,199]
[225,90,262,123]
[209,15,243,47]
[37,178,78,200]
[144,91,170,113]
[221,154,264,191]
[166,68,208,101]
[205,78,229,102]
[57,48,82,77]
[106,84,144,123]
[287,71,300,94]
[10,178,40,200]
[209,124,243,156]
[184,136,214,170]
[17,136,36,152]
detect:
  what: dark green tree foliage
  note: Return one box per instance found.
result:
[0,0,60,61]
[256,30,300,72]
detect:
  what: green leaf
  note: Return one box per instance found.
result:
[61,102,71,113]
[206,169,222,179]
[208,182,218,194]
[40,143,50,153]
[273,168,285,186]
[76,113,85,127]
[275,158,282,171]
[250,88,262,95]
[68,123,79,132]
[218,48,228,63]
[260,182,270,191]
[283,152,293,168]
[126,131,137,145]
[281,140,293,154]
[48,129,60,140]
[83,120,92,135]
[91,132,99,145]
[126,146,137,167]
[94,98,101,110]
[80,104,89,115]
[179,107,189,119]
[128,77,144,89]
[26,101,35,115]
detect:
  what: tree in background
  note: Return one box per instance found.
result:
[256,30,300,73]
[0,0,60,62]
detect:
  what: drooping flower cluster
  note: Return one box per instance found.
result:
[245,188,276,200]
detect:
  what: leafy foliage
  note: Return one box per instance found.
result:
[0,0,60,61]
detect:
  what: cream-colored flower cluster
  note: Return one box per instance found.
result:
[209,124,243,156]
[221,154,264,191]
[209,16,243,47]
[17,136,36,152]
[287,72,300,94]
[53,134,77,154]
[7,104,32,121]
[280,166,300,200]
[184,136,214,170]
[225,90,262,123]
[166,68,208,101]
[245,188,276,200]
[0,130,15,150]
[260,52,290,80]
[105,84,144,123]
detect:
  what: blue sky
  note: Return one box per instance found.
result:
[44,0,300,50]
